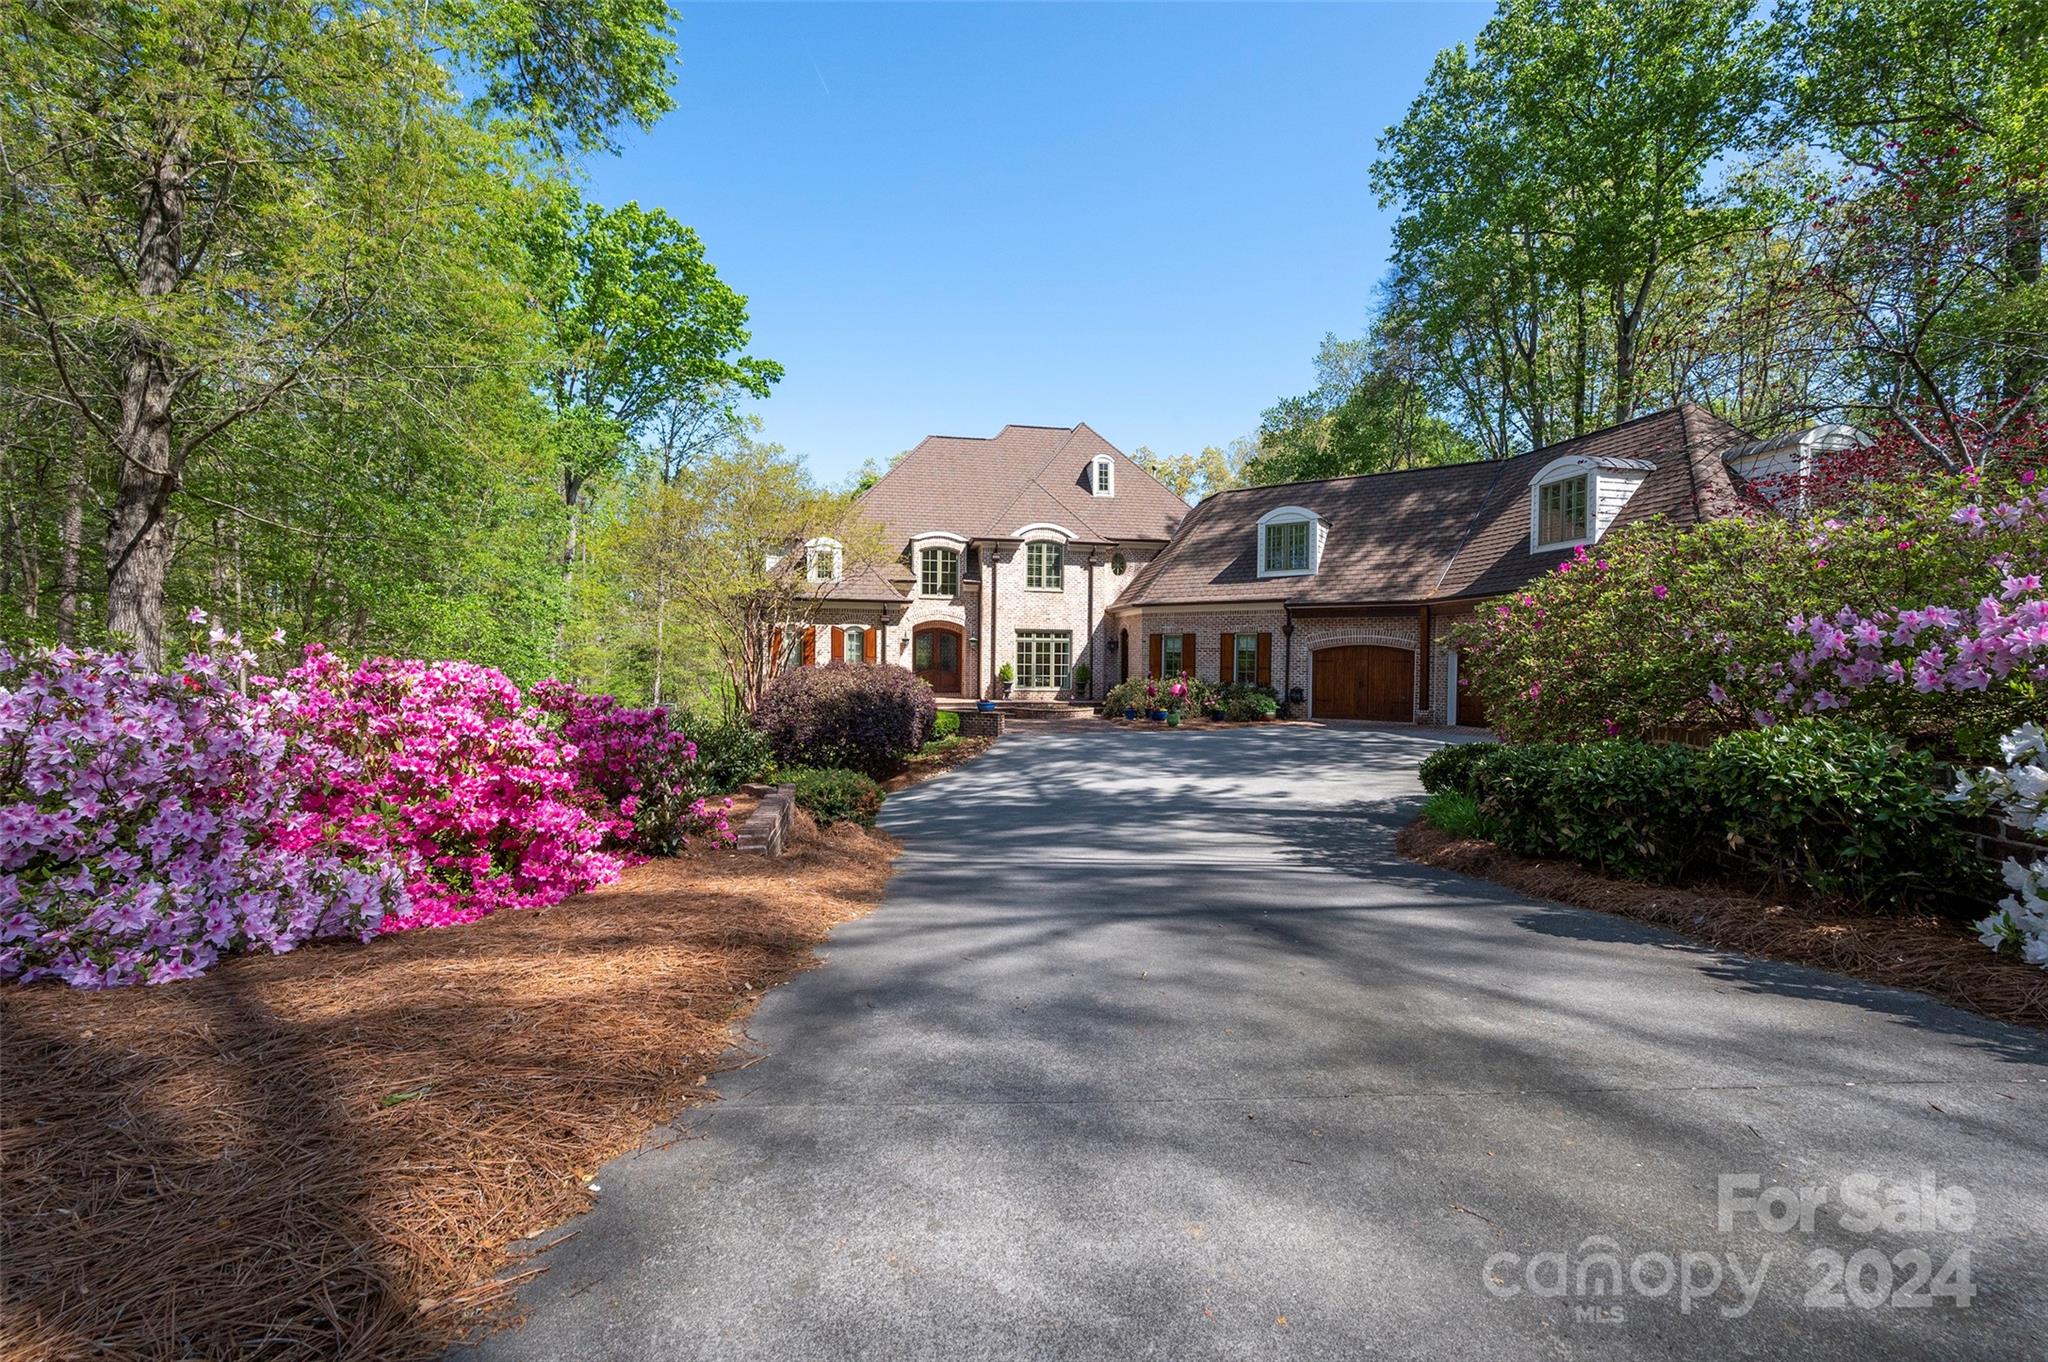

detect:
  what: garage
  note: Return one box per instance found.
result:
[1311,644,1413,722]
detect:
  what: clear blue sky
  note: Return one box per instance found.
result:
[582,2,1490,484]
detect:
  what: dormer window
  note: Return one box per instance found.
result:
[1092,455,1114,496]
[1535,476,1588,548]
[805,538,843,582]
[1255,505,1325,577]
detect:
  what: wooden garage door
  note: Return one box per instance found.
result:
[1313,645,1413,722]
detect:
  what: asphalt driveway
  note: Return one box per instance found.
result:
[461,724,2048,1361]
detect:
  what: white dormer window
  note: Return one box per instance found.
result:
[1255,505,1325,577]
[1527,454,1652,552]
[805,537,843,582]
[1092,455,1114,496]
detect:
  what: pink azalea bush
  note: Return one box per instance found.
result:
[528,678,732,855]
[0,645,404,987]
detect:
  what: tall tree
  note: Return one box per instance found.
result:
[0,0,675,666]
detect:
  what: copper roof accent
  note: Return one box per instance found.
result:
[853,422,1190,549]
[1119,405,1753,609]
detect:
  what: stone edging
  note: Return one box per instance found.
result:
[734,783,796,856]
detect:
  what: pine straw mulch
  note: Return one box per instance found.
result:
[1397,819,2047,1033]
[0,816,898,1362]
[882,734,996,791]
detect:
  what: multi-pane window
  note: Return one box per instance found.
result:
[1093,456,1113,495]
[1015,631,1071,689]
[919,546,959,597]
[1233,634,1260,685]
[1026,541,1064,590]
[842,625,865,663]
[1537,475,1589,546]
[1264,519,1310,572]
[806,543,841,581]
[1159,634,1185,675]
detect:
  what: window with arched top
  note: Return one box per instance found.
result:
[805,537,843,582]
[1092,455,1114,496]
[1256,505,1324,577]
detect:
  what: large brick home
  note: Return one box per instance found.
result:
[788,423,1192,699]
[789,404,1809,721]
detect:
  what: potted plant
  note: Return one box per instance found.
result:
[1071,662,1092,699]
[995,662,1014,698]
[1144,680,1166,721]
[977,699,996,712]
[1123,705,1138,720]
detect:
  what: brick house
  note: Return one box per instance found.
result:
[783,423,1191,699]
[1109,404,1757,723]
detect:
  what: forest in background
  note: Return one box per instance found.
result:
[3,0,2042,705]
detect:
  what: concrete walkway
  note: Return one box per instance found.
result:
[461,725,2047,1361]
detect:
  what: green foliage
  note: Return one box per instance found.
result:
[1698,721,1990,905]
[933,710,961,740]
[780,766,886,828]
[1248,332,1481,484]
[996,662,1015,685]
[1217,683,1280,722]
[1418,741,1503,795]
[678,709,775,795]
[1457,466,2042,757]
[1422,790,1500,841]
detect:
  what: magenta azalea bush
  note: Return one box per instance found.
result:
[0,645,404,987]
[3,634,728,988]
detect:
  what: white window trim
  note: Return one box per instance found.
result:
[1011,521,1077,542]
[1091,455,1114,497]
[1527,457,1595,552]
[1255,505,1324,578]
[1014,629,1072,689]
[1023,539,1065,592]
[804,536,844,583]
[917,544,961,597]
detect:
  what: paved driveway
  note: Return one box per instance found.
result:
[463,725,2047,1361]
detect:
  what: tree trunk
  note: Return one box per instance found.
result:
[104,132,190,669]
[57,454,83,645]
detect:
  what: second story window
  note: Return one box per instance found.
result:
[919,546,959,597]
[1536,475,1589,547]
[1026,541,1064,590]
[806,541,842,582]
[1092,455,1114,496]
[1263,520,1309,573]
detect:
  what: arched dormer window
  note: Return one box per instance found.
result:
[804,536,843,582]
[1527,454,1653,552]
[1256,505,1325,578]
[1091,455,1114,497]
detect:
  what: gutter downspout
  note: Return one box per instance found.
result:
[1084,547,1097,700]
[987,543,998,699]
[1282,602,1295,714]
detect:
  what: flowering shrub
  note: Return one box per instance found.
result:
[1103,674,1216,717]
[274,649,634,931]
[1459,462,2045,757]
[0,645,404,987]
[754,663,937,776]
[1954,724,2048,967]
[528,680,730,855]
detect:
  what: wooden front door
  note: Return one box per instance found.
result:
[1312,644,1414,722]
[912,625,963,696]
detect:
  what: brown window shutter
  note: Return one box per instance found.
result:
[1219,632,1235,683]
[771,626,783,669]
[1148,633,1163,679]
[830,626,845,662]
[1255,632,1272,686]
[802,627,816,666]
[862,628,878,663]
[1181,633,1197,677]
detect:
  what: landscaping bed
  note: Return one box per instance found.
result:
[0,817,897,1361]
[883,733,996,790]
[1397,818,2047,1033]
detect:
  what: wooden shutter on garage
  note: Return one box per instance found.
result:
[802,627,816,666]
[1219,632,1235,683]
[1180,633,1197,678]
[1148,633,1163,678]
[862,628,878,663]
[1255,632,1272,686]
[830,626,845,662]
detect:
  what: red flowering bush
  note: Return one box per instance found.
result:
[754,663,936,776]
[528,679,732,856]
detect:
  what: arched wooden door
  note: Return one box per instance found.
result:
[912,623,964,696]
[1312,644,1413,721]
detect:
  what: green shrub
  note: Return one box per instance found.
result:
[1423,790,1498,840]
[1539,740,1708,881]
[933,710,961,739]
[781,766,886,827]
[1418,741,1501,795]
[1698,721,1989,905]
[680,709,775,794]
[1218,682,1279,722]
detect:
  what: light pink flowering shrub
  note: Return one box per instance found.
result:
[0,645,404,987]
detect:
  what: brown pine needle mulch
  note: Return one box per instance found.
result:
[1,817,897,1362]
[1397,819,2047,1032]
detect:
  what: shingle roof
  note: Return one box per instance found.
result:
[1119,405,1750,609]
[854,423,1190,549]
